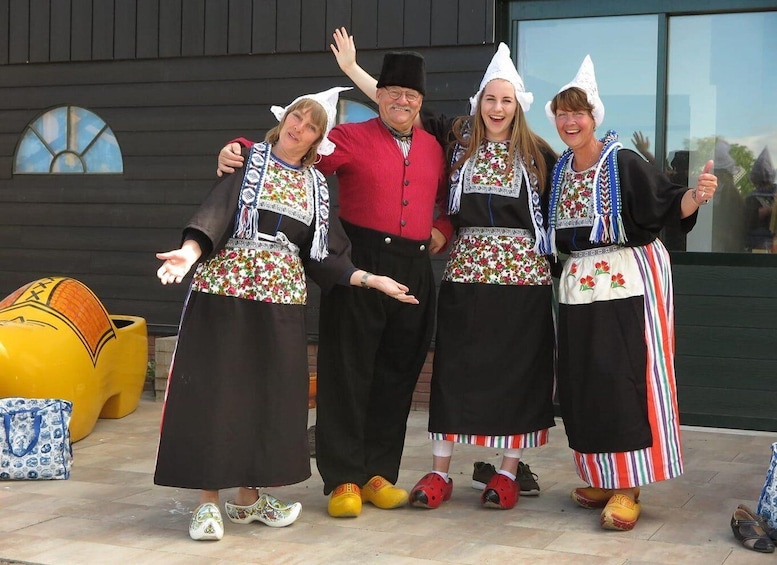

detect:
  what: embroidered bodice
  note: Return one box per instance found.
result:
[464,141,522,197]
[555,161,597,228]
[245,154,315,227]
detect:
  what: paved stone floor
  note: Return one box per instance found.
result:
[1,393,776,564]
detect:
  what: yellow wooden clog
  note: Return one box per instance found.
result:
[0,277,147,442]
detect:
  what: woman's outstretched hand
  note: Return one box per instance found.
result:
[351,270,419,304]
[371,275,419,304]
[156,241,202,285]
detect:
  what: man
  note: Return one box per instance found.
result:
[218,50,451,518]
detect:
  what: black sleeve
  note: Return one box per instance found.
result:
[618,149,697,238]
[182,150,246,260]
[419,106,457,150]
[182,229,213,258]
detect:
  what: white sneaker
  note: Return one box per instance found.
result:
[225,493,301,528]
[189,502,224,541]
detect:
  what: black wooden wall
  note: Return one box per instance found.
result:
[0,0,496,334]
[0,0,494,63]
[673,261,777,431]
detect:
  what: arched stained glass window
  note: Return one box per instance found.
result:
[14,106,123,174]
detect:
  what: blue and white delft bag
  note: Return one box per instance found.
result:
[0,397,73,480]
[757,441,777,529]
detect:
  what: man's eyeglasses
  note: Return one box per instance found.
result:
[384,88,421,103]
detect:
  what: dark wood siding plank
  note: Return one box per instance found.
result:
[181,0,205,56]
[12,226,182,253]
[93,0,115,60]
[484,0,494,41]
[90,105,268,132]
[0,179,209,206]
[276,0,301,52]
[121,156,216,180]
[676,326,777,361]
[430,0,458,46]
[0,46,375,86]
[70,0,92,61]
[136,0,159,59]
[114,0,137,60]
[28,0,50,63]
[348,0,383,49]
[673,265,776,298]
[0,249,92,272]
[457,0,487,44]
[228,0,252,54]
[0,157,11,180]
[8,0,29,64]
[404,0,431,47]
[677,356,777,390]
[351,0,377,48]
[158,0,182,58]
[677,385,777,431]
[0,0,8,64]
[0,249,158,277]
[251,0,276,53]
[376,1,402,48]
[325,0,352,39]
[300,0,326,53]
[0,226,21,246]
[0,202,196,230]
[676,295,777,330]
[204,0,229,56]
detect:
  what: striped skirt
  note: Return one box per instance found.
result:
[557,240,683,488]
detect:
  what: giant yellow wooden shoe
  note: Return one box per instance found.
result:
[0,277,147,442]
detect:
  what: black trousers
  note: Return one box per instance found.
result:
[315,222,435,494]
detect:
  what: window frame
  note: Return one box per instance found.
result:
[14,105,124,175]
[504,0,777,267]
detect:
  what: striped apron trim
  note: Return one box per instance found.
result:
[430,428,550,450]
[573,240,683,488]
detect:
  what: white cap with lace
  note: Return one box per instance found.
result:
[469,43,533,115]
[270,86,353,155]
[544,54,604,127]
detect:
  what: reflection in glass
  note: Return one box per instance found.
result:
[32,107,68,153]
[83,132,123,173]
[516,15,658,156]
[70,106,107,154]
[52,152,85,173]
[668,12,777,253]
[337,100,378,124]
[15,133,52,173]
[14,106,123,175]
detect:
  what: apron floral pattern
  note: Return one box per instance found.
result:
[443,227,551,286]
[192,244,306,304]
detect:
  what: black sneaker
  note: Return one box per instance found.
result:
[516,461,540,496]
[471,461,496,490]
[472,461,541,495]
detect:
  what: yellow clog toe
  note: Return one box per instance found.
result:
[361,475,408,509]
[600,493,641,531]
[572,486,641,509]
[328,483,362,518]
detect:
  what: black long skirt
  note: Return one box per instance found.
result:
[154,290,311,490]
[428,281,556,436]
